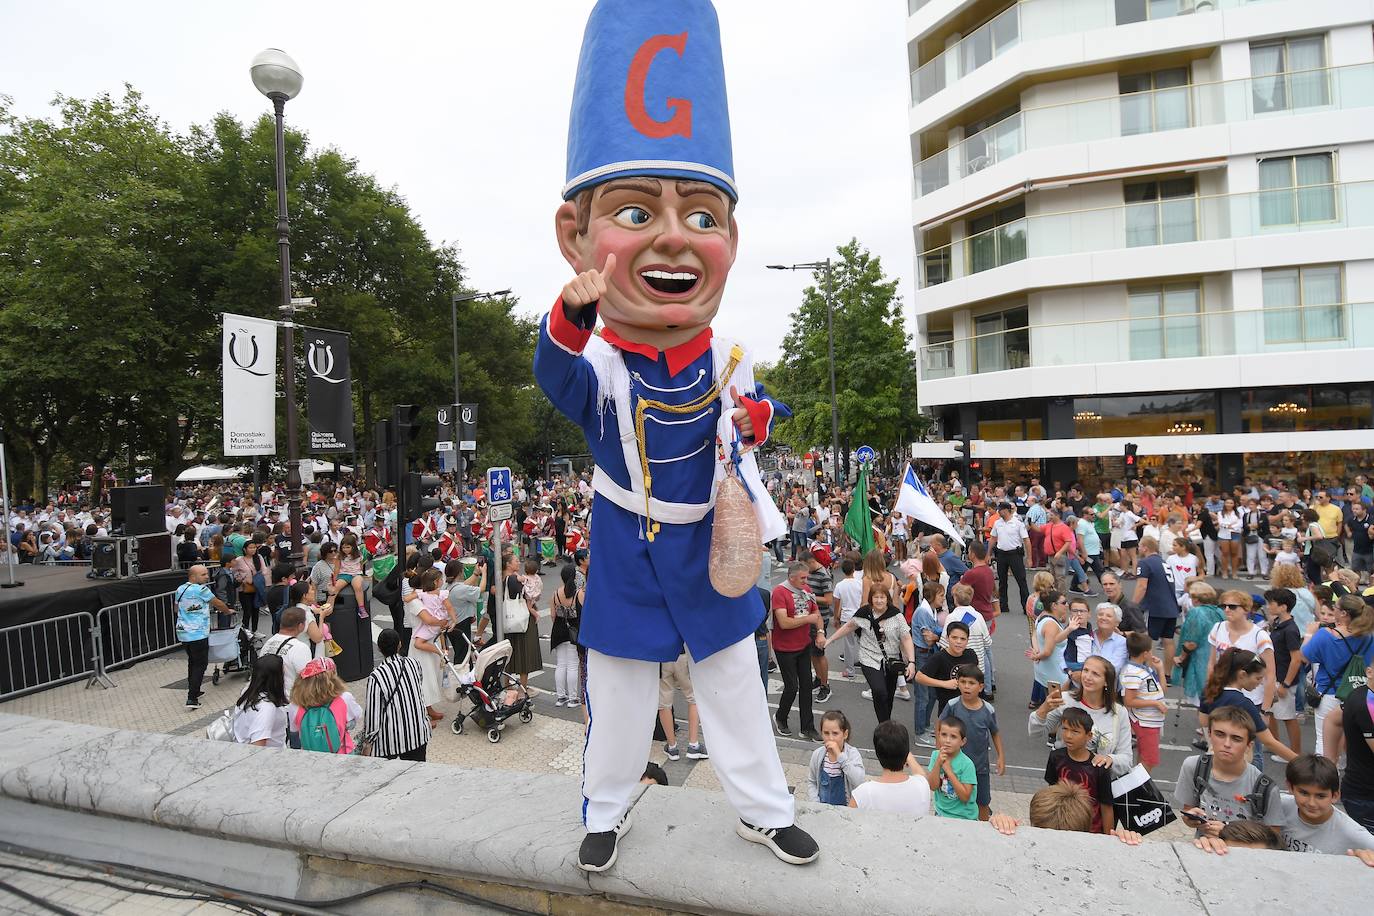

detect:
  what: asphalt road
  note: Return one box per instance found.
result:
[477,558,1315,792]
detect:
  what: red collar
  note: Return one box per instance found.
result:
[600,326,713,376]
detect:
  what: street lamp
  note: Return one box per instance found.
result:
[449,289,511,405]
[251,48,305,565]
[450,289,509,480]
[767,259,840,485]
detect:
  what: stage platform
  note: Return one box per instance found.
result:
[0,565,186,627]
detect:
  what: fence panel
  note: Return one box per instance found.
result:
[97,591,180,673]
[0,613,105,700]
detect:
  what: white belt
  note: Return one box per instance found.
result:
[591,467,713,525]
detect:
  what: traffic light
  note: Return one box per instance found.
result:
[951,433,969,478]
[814,456,824,478]
[1124,442,1138,473]
[374,419,394,489]
[405,472,443,516]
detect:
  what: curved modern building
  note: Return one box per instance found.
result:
[907,0,1374,490]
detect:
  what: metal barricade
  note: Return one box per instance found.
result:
[97,590,181,673]
[0,612,111,701]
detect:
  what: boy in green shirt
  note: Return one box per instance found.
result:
[927,717,978,819]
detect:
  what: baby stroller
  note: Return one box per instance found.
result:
[446,632,533,743]
[208,608,261,686]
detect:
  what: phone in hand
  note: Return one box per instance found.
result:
[1181,808,1207,826]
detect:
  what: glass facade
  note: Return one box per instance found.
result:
[1239,385,1372,432]
[1072,392,1218,437]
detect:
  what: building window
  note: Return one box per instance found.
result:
[1128,284,1202,360]
[1240,385,1371,434]
[1115,0,1208,25]
[1262,264,1343,343]
[972,305,1029,374]
[1250,36,1329,113]
[1258,152,1335,227]
[962,106,1021,175]
[967,202,1026,274]
[1074,393,1218,437]
[1124,177,1197,247]
[1119,68,1191,136]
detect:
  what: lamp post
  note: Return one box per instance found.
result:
[449,289,509,481]
[767,259,840,485]
[449,289,512,405]
[251,48,305,565]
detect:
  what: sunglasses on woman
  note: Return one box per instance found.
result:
[1220,602,1246,610]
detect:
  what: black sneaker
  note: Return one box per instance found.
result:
[774,716,791,737]
[185,698,202,710]
[577,813,631,873]
[736,820,819,865]
[799,728,822,742]
[813,685,832,703]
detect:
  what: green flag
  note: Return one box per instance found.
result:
[844,463,875,556]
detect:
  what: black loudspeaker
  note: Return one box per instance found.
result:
[110,485,166,536]
[135,532,173,574]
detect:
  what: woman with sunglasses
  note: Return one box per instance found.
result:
[1205,591,1276,726]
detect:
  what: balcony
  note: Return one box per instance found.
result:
[908,0,1266,106]
[918,302,1374,380]
[918,180,1374,288]
[913,63,1374,198]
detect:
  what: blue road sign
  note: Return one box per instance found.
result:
[487,466,513,504]
[856,445,876,464]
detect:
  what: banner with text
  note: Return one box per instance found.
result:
[222,313,277,456]
[458,403,478,451]
[305,328,355,452]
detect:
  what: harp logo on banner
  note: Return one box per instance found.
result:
[306,328,355,453]
[306,340,347,384]
[222,313,277,456]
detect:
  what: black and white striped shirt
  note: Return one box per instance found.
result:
[363,655,431,758]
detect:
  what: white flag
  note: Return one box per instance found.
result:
[894,463,965,547]
[222,313,277,456]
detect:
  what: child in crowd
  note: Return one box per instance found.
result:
[989,782,1142,844]
[520,556,543,611]
[1199,648,1299,768]
[941,667,1004,820]
[915,620,978,723]
[1193,820,1284,853]
[1044,707,1116,833]
[1274,538,1300,568]
[926,717,977,820]
[1276,755,1374,864]
[1120,632,1168,774]
[1264,588,1304,754]
[1174,705,1284,838]
[850,720,931,817]
[333,538,369,618]
[942,584,992,686]
[807,710,866,806]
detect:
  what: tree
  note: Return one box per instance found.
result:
[769,239,926,474]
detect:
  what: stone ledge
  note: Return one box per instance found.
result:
[0,712,1366,915]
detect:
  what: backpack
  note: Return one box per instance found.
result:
[1192,753,1274,819]
[296,697,348,754]
[1333,634,1372,703]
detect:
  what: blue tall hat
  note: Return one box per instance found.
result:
[563,0,736,202]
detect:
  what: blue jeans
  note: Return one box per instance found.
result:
[756,636,770,689]
[1342,795,1374,832]
[912,650,935,735]
[1065,556,1089,589]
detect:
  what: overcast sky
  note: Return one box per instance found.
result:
[0,0,915,362]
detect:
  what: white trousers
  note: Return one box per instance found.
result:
[582,637,794,833]
[1314,693,1341,759]
[1245,539,1270,577]
[554,642,579,701]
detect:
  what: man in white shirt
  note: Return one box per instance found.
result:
[852,720,931,817]
[260,606,313,699]
[831,556,864,680]
[990,503,1031,615]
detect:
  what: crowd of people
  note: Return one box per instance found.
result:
[13,461,1374,862]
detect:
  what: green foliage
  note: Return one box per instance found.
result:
[768,240,926,465]
[0,87,549,498]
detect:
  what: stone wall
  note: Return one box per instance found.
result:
[0,712,1363,915]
